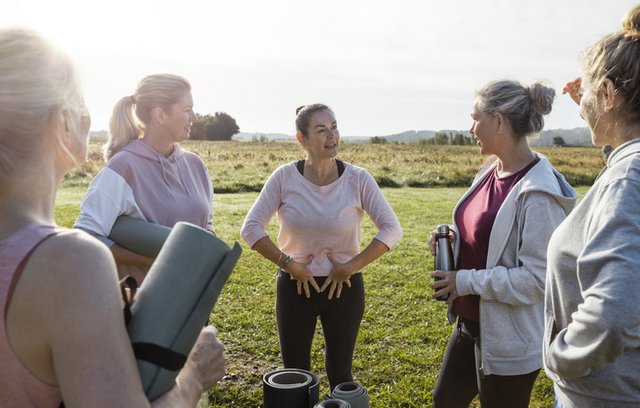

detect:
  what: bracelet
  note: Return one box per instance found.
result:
[280,255,293,271]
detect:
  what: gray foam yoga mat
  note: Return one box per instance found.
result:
[109,216,171,258]
[331,382,369,408]
[263,369,320,408]
[123,221,241,400]
[314,399,351,408]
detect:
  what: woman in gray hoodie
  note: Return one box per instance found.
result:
[430,80,576,408]
[544,5,640,408]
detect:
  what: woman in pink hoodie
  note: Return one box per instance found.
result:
[75,74,214,284]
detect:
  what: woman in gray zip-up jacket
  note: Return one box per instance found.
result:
[544,6,640,407]
[431,79,576,408]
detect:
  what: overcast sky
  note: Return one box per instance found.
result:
[3,0,638,136]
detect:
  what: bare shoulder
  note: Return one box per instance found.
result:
[23,229,120,303]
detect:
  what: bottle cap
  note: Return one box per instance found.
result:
[437,224,449,236]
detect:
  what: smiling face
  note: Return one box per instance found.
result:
[163,91,196,142]
[469,101,500,156]
[299,109,339,160]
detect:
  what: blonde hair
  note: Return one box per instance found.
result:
[104,74,191,160]
[475,80,555,138]
[582,5,640,124]
[0,28,86,183]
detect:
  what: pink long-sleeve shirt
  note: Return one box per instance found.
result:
[241,162,402,276]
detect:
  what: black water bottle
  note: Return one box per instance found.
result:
[434,224,454,301]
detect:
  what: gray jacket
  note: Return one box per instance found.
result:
[544,139,640,407]
[449,155,576,376]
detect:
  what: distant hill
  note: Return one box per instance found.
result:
[529,127,592,147]
[90,130,108,141]
[233,132,295,142]
[364,127,592,147]
[92,127,592,147]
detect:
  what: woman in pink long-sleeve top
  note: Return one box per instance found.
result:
[241,103,402,391]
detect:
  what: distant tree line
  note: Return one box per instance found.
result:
[190,112,240,141]
[369,131,475,145]
[417,131,475,145]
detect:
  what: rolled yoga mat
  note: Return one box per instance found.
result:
[314,399,351,408]
[330,382,369,408]
[263,368,320,408]
[122,221,241,400]
[108,215,172,258]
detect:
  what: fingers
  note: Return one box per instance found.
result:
[185,327,226,391]
[304,254,314,265]
[562,77,581,93]
[320,277,331,292]
[431,270,445,279]
[328,281,337,300]
[296,280,302,296]
[303,281,311,298]
[429,231,437,256]
[310,278,322,293]
[335,282,343,299]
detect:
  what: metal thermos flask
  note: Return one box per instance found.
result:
[434,224,454,301]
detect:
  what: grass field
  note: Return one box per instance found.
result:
[54,175,590,407]
[65,141,605,192]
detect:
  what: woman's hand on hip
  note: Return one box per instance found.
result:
[285,255,321,298]
[431,269,459,304]
[322,253,355,300]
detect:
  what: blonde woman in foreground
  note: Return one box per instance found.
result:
[0,28,224,407]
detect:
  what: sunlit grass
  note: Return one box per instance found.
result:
[54,185,590,407]
[64,141,604,193]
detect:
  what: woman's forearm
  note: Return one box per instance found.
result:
[110,243,154,269]
[251,236,284,267]
[346,238,389,273]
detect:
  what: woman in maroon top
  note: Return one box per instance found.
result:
[429,80,576,408]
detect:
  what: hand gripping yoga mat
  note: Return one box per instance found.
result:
[124,221,241,400]
[331,382,369,408]
[314,399,351,408]
[263,368,320,408]
[109,216,172,258]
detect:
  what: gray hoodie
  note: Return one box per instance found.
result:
[449,155,576,376]
[544,138,640,407]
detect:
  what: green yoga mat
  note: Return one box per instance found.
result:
[331,382,369,408]
[111,218,241,400]
[314,399,351,408]
[109,216,172,258]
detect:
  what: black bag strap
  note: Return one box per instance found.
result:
[119,275,138,326]
[132,342,188,371]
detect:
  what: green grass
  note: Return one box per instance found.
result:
[54,185,590,407]
[64,142,606,192]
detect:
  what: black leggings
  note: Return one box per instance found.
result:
[276,271,365,391]
[433,319,540,408]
